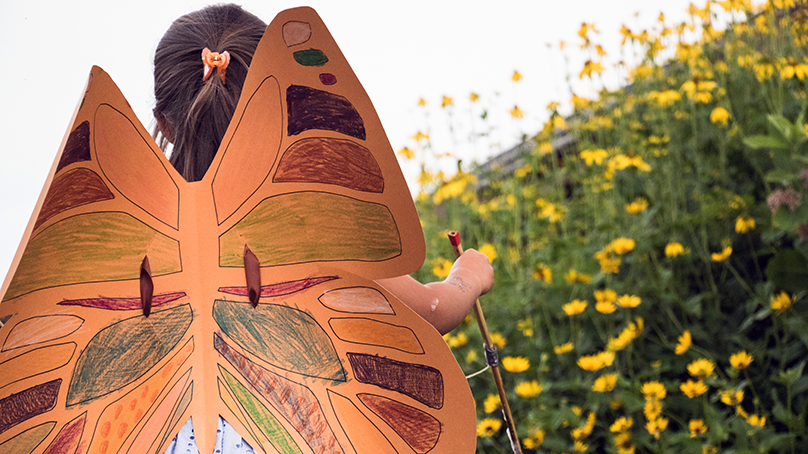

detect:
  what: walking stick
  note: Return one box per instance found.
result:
[448,231,523,454]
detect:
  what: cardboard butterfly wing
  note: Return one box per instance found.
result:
[0,6,476,454]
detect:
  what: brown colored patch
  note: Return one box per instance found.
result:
[286,85,366,140]
[34,168,114,230]
[274,138,383,192]
[358,394,441,454]
[0,379,61,435]
[346,353,444,409]
[56,121,91,173]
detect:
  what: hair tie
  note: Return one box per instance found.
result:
[202,47,231,83]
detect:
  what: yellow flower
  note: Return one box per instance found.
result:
[412,131,430,141]
[644,400,662,421]
[515,380,543,398]
[483,393,500,413]
[533,264,552,283]
[754,61,775,81]
[711,246,732,262]
[641,381,667,400]
[665,241,686,257]
[646,417,669,439]
[580,148,609,165]
[610,238,635,254]
[465,349,477,364]
[512,70,523,82]
[417,98,427,106]
[546,101,560,110]
[675,330,692,355]
[596,300,617,314]
[397,147,415,159]
[616,294,641,308]
[577,351,615,371]
[704,447,718,454]
[554,342,574,354]
[441,96,453,107]
[579,60,605,79]
[610,416,633,432]
[780,58,808,81]
[687,358,716,378]
[564,269,592,284]
[730,351,753,370]
[469,92,479,102]
[595,249,621,274]
[720,389,744,406]
[574,440,589,452]
[747,414,766,428]
[735,215,755,233]
[563,299,588,316]
[432,257,453,278]
[771,291,795,313]
[538,141,553,156]
[476,418,502,437]
[625,198,649,213]
[502,356,530,373]
[710,106,731,127]
[680,379,708,398]
[689,419,708,437]
[593,373,618,392]
[478,243,497,263]
[510,105,524,118]
[444,331,468,348]
[595,288,617,304]
[517,319,534,337]
[490,332,507,349]
[522,428,545,449]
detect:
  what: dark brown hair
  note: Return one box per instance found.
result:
[153,4,266,181]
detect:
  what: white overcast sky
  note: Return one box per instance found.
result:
[1,0,729,280]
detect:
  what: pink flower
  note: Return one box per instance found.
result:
[767,188,802,212]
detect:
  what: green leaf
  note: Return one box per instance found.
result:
[743,134,789,150]
[765,169,798,184]
[766,249,808,292]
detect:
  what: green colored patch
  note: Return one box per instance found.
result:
[214,299,346,381]
[293,48,328,66]
[5,212,180,300]
[0,422,55,454]
[66,304,192,406]
[219,192,400,267]
[220,366,302,454]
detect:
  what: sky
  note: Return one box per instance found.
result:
[0,0,716,281]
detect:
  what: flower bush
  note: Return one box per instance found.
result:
[402,1,808,452]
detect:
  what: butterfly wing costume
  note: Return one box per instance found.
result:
[0,7,476,454]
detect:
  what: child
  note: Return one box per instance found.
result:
[154,4,493,453]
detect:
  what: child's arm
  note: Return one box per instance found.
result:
[376,249,495,335]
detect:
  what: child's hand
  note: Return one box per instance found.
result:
[448,248,495,296]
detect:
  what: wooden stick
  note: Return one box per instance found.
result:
[448,231,523,454]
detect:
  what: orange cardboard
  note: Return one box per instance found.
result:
[0,7,475,454]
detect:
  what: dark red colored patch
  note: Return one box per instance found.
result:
[34,168,114,230]
[286,85,366,140]
[274,138,383,193]
[59,292,186,310]
[56,121,91,173]
[218,276,338,298]
[42,412,86,454]
[346,353,444,409]
[0,379,61,435]
[319,73,337,85]
[358,394,441,453]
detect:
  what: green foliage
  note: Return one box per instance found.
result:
[405,2,808,453]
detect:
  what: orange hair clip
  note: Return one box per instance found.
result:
[202,47,231,83]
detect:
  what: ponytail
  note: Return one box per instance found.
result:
[153,4,266,182]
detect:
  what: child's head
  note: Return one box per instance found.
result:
[153,4,266,181]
